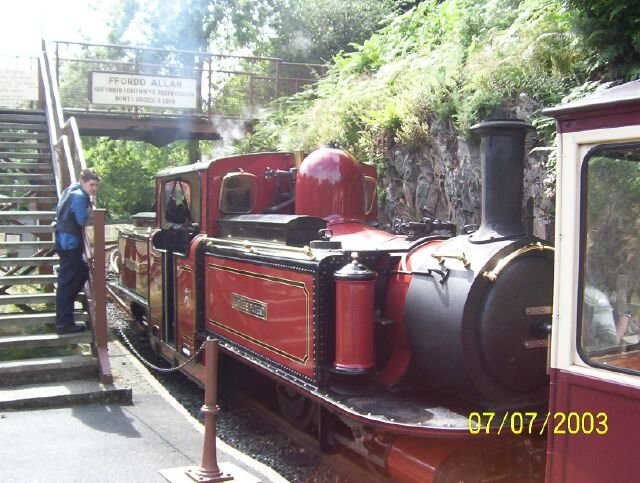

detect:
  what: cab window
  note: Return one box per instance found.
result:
[579,144,640,372]
[162,179,193,227]
[219,171,257,214]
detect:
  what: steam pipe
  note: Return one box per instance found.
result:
[469,119,533,243]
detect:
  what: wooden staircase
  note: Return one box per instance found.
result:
[0,109,129,409]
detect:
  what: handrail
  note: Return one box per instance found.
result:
[39,48,64,195]
[54,39,291,63]
[39,39,112,384]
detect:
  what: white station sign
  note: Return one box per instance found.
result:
[90,72,197,109]
[0,69,39,102]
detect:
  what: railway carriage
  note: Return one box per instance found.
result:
[109,81,640,482]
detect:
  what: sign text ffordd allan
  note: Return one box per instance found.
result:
[90,72,197,110]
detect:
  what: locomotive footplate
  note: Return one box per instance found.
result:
[213,334,546,436]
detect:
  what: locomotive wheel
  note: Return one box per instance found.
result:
[275,384,317,431]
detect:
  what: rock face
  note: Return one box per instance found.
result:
[377,118,555,242]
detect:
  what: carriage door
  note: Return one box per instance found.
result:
[546,132,640,482]
[150,175,199,348]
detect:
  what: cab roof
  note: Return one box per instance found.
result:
[543,80,640,133]
[544,81,640,117]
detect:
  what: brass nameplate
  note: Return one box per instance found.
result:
[231,293,268,320]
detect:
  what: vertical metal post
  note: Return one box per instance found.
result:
[195,53,203,116]
[207,55,213,116]
[274,60,281,100]
[185,339,233,482]
[248,75,254,116]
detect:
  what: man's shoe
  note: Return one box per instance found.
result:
[56,325,85,335]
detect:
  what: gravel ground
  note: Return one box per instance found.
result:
[106,302,345,483]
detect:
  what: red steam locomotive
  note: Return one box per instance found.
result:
[111,118,552,481]
[110,80,640,482]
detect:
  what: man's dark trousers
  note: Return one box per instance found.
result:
[56,249,88,328]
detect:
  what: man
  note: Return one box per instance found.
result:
[54,168,100,334]
[582,284,630,349]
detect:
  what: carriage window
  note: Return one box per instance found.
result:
[163,179,192,226]
[579,144,640,373]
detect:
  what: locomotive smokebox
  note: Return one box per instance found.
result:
[469,119,533,243]
[403,119,553,408]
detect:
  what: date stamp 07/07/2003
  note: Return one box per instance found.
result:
[468,411,608,436]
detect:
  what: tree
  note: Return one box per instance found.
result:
[108,0,280,53]
[267,0,396,63]
[84,137,208,218]
[108,0,395,64]
[566,1,640,80]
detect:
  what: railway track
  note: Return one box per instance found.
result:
[220,360,390,483]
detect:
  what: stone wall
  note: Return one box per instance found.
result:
[377,117,555,242]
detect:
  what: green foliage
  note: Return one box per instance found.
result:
[266,0,396,63]
[110,0,236,51]
[109,0,395,67]
[83,138,204,218]
[241,0,590,160]
[566,1,640,80]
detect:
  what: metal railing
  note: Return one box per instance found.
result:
[52,40,325,118]
[40,41,112,384]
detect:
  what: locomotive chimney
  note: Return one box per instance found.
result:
[469,119,533,243]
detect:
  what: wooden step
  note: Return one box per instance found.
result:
[0,113,46,124]
[0,293,57,305]
[0,256,58,267]
[0,240,56,250]
[0,132,48,141]
[0,122,48,132]
[0,354,98,385]
[0,331,92,350]
[0,274,57,285]
[0,225,54,234]
[0,210,55,218]
[0,173,53,180]
[0,379,132,410]
[0,109,44,115]
[0,185,55,192]
[0,311,88,327]
[0,152,50,159]
[0,196,57,204]
[0,142,50,150]
[0,162,52,171]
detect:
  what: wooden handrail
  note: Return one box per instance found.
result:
[39,47,64,196]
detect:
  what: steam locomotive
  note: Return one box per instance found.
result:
[110,119,553,481]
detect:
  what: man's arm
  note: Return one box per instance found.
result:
[70,192,89,226]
